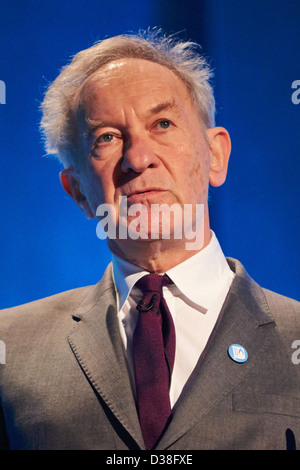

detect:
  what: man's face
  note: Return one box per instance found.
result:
[71,58,215,242]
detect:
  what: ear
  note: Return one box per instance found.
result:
[59,167,94,219]
[207,127,231,187]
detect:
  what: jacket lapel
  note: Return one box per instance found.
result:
[67,264,144,449]
[157,258,276,449]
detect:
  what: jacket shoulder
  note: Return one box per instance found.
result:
[0,263,114,333]
[227,257,300,334]
[262,287,300,331]
[0,285,93,328]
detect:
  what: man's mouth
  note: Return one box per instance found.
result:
[125,189,166,203]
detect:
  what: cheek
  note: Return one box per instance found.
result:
[190,151,210,182]
[178,144,210,203]
[79,164,109,209]
[81,156,124,215]
[186,163,207,202]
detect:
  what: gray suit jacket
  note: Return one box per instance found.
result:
[0,258,299,450]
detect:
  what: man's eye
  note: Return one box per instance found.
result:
[157,120,171,130]
[96,133,114,144]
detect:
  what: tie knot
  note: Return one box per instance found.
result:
[136,273,170,294]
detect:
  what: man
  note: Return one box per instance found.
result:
[0,30,299,450]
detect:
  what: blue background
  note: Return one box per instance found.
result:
[0,0,299,308]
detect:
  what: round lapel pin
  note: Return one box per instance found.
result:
[228,344,248,363]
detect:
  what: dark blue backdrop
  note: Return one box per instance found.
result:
[0,0,299,308]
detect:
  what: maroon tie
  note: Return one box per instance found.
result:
[132,274,176,450]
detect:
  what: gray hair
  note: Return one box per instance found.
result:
[40,29,215,168]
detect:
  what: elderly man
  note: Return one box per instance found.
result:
[0,31,299,451]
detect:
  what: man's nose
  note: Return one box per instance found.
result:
[121,135,160,173]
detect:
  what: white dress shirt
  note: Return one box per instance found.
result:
[112,231,235,408]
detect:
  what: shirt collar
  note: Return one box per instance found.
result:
[112,231,233,312]
[111,255,149,311]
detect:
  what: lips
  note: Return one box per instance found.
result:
[128,188,163,196]
[125,188,167,203]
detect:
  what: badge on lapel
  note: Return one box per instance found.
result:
[228,344,248,363]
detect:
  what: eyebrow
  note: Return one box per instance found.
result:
[84,117,106,134]
[84,99,178,134]
[149,99,177,115]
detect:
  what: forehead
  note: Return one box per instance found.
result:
[76,58,192,113]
